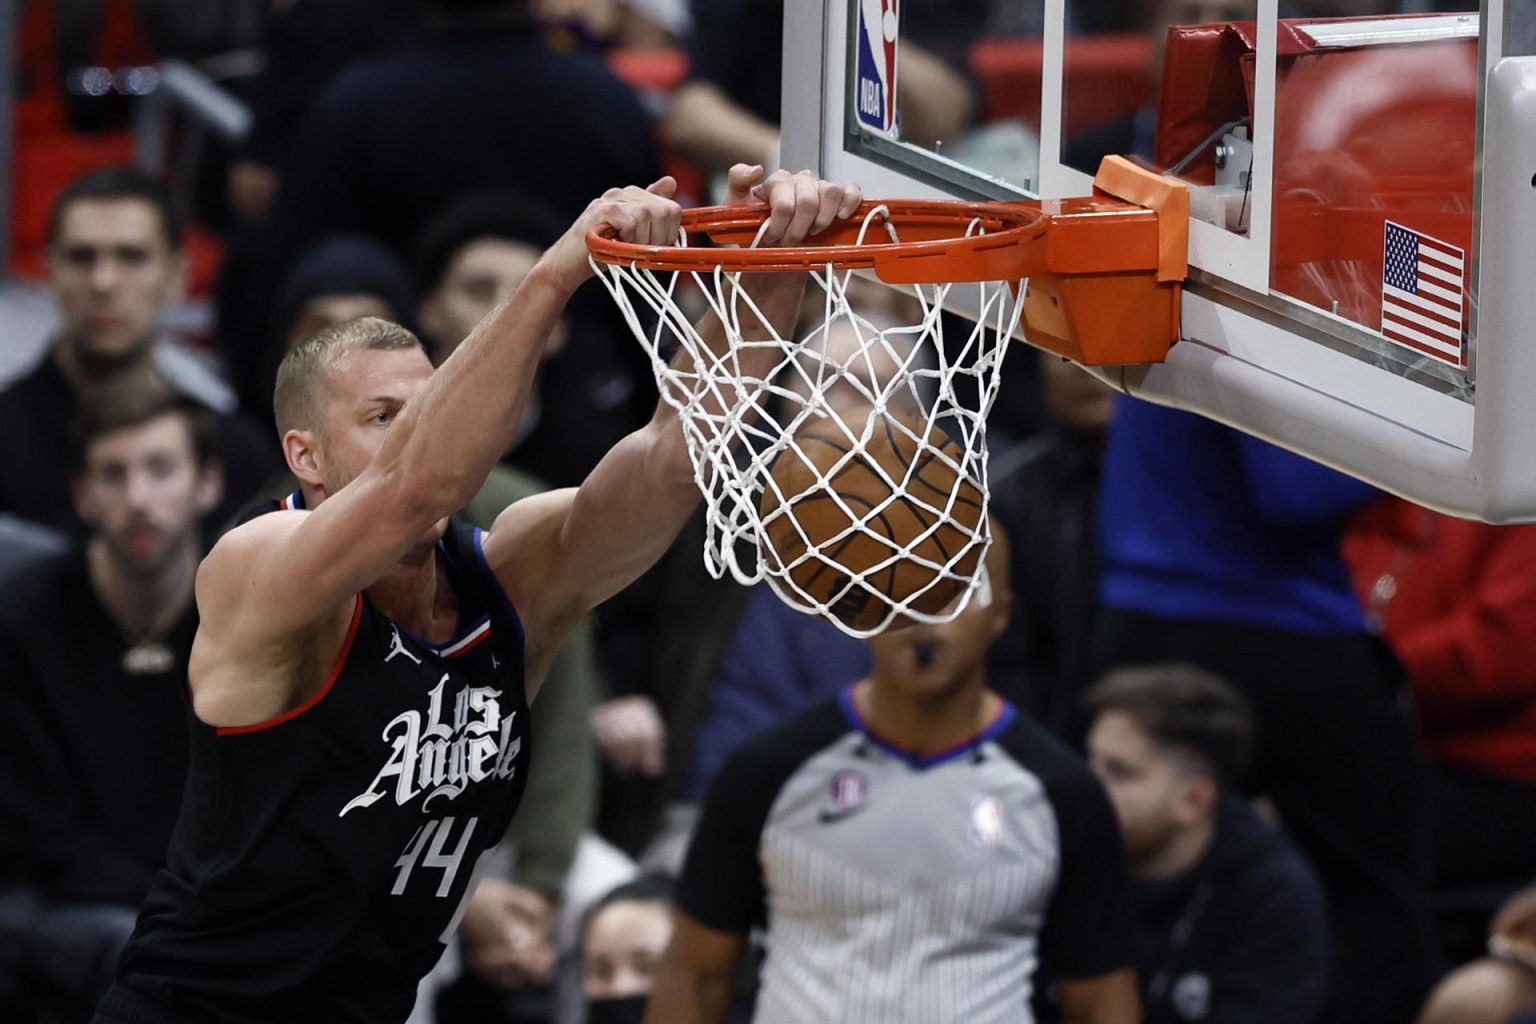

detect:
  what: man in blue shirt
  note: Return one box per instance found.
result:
[1085,663,1330,1024]
[1095,396,1433,1023]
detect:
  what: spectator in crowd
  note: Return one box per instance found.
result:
[277,237,415,346]
[263,236,603,1004]
[220,0,661,400]
[536,0,686,50]
[256,0,659,297]
[0,375,221,1019]
[414,196,557,364]
[664,0,979,178]
[1095,395,1434,1023]
[0,516,69,579]
[647,528,1141,1023]
[1345,498,1536,894]
[579,874,677,1024]
[225,0,416,227]
[636,581,870,870]
[226,0,676,231]
[414,192,651,489]
[988,352,1116,740]
[1418,885,1536,1024]
[581,505,733,856]
[215,0,418,402]
[1084,664,1330,1024]
[0,167,279,541]
[58,0,263,70]
[260,234,419,428]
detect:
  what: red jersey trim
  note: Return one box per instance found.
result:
[441,619,491,659]
[216,594,366,736]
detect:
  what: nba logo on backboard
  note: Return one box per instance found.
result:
[854,0,898,137]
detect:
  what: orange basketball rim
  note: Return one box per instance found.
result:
[587,156,1191,367]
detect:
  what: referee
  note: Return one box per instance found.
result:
[648,529,1140,1024]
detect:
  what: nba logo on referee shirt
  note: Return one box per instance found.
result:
[854,0,899,137]
[1380,221,1467,368]
[969,795,1003,849]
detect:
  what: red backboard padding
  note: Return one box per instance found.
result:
[1156,15,1476,343]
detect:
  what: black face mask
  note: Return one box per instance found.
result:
[586,995,648,1024]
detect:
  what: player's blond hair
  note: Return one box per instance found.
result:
[273,316,422,435]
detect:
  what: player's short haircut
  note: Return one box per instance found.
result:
[1083,663,1253,789]
[48,166,183,251]
[413,190,566,294]
[71,372,214,471]
[273,317,424,435]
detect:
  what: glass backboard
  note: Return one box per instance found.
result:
[781,0,1536,521]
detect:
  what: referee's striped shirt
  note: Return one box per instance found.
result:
[678,682,1135,1024]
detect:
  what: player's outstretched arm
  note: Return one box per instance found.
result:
[643,911,747,1024]
[480,168,861,691]
[190,181,685,725]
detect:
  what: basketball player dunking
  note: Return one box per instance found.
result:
[91,167,862,1024]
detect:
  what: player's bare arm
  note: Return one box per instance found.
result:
[643,911,747,1024]
[480,166,861,693]
[189,179,687,728]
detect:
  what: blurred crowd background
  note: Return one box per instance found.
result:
[3,1,1532,1023]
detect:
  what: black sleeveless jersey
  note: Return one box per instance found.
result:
[114,491,531,1024]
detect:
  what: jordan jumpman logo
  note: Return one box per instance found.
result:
[385,624,422,665]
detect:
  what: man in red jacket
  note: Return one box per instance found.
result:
[1345,497,1536,891]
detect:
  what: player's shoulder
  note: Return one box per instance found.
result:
[197,504,309,597]
[221,495,307,545]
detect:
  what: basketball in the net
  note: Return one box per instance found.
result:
[760,407,985,632]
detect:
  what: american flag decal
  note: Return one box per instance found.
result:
[1380,221,1466,366]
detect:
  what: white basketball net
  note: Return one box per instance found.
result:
[591,208,1026,636]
